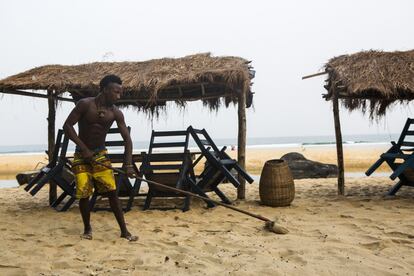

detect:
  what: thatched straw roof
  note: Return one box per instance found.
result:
[0,53,254,112]
[324,49,414,117]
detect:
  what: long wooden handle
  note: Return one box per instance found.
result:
[94,160,271,222]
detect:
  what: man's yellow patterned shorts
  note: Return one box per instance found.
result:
[72,149,116,199]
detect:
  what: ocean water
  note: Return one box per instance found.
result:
[0,179,19,188]
[0,133,398,155]
[0,133,396,188]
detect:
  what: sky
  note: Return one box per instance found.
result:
[0,0,413,146]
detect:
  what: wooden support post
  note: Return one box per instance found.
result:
[47,90,57,205]
[237,86,247,200]
[332,93,345,195]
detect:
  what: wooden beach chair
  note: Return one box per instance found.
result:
[25,129,76,211]
[140,130,195,211]
[89,127,143,212]
[366,118,414,195]
[187,126,254,204]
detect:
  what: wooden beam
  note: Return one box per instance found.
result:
[302,71,328,80]
[1,89,74,102]
[201,83,205,96]
[237,84,247,200]
[116,92,235,104]
[161,81,228,90]
[332,92,345,195]
[47,90,57,205]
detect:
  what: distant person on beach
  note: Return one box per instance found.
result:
[63,74,137,241]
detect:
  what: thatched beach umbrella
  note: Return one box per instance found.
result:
[304,49,414,195]
[0,53,255,202]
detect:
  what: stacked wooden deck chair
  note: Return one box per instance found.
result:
[24,129,76,211]
[140,130,197,211]
[89,127,143,212]
[187,126,254,205]
[366,118,414,195]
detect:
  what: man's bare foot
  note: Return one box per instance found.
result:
[81,228,93,240]
[121,231,138,241]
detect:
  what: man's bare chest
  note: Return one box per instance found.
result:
[81,108,116,126]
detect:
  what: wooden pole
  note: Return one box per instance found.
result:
[237,84,247,200]
[1,89,74,102]
[301,71,328,80]
[332,92,345,195]
[47,90,57,205]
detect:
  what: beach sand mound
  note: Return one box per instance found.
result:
[1,177,414,275]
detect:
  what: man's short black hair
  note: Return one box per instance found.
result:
[100,74,122,91]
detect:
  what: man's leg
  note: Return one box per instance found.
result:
[79,197,92,239]
[107,190,138,241]
[72,153,93,240]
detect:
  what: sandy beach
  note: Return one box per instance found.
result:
[1,144,412,275]
[1,176,413,275]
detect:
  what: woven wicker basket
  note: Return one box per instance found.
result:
[259,159,295,207]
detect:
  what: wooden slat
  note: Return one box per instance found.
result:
[189,128,203,134]
[220,159,237,165]
[107,153,144,163]
[107,154,125,163]
[402,141,414,147]
[200,139,211,146]
[405,131,414,136]
[151,142,186,148]
[107,128,121,134]
[153,130,188,136]
[147,164,182,170]
[381,153,411,159]
[105,141,125,147]
[107,127,130,134]
[146,153,187,161]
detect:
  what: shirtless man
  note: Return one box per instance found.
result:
[63,74,137,241]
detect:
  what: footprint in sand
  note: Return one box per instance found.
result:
[341,223,365,232]
[309,229,324,237]
[360,241,386,251]
[152,227,162,233]
[58,243,75,248]
[279,249,307,265]
[132,258,144,266]
[61,228,80,235]
[52,260,73,270]
[202,243,220,254]
[371,225,385,231]
[169,253,187,262]
[390,238,413,245]
[10,237,26,242]
[163,241,179,246]
[385,231,414,239]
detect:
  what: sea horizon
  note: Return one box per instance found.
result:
[0,133,397,155]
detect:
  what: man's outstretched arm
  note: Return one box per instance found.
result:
[115,109,134,174]
[63,100,93,159]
